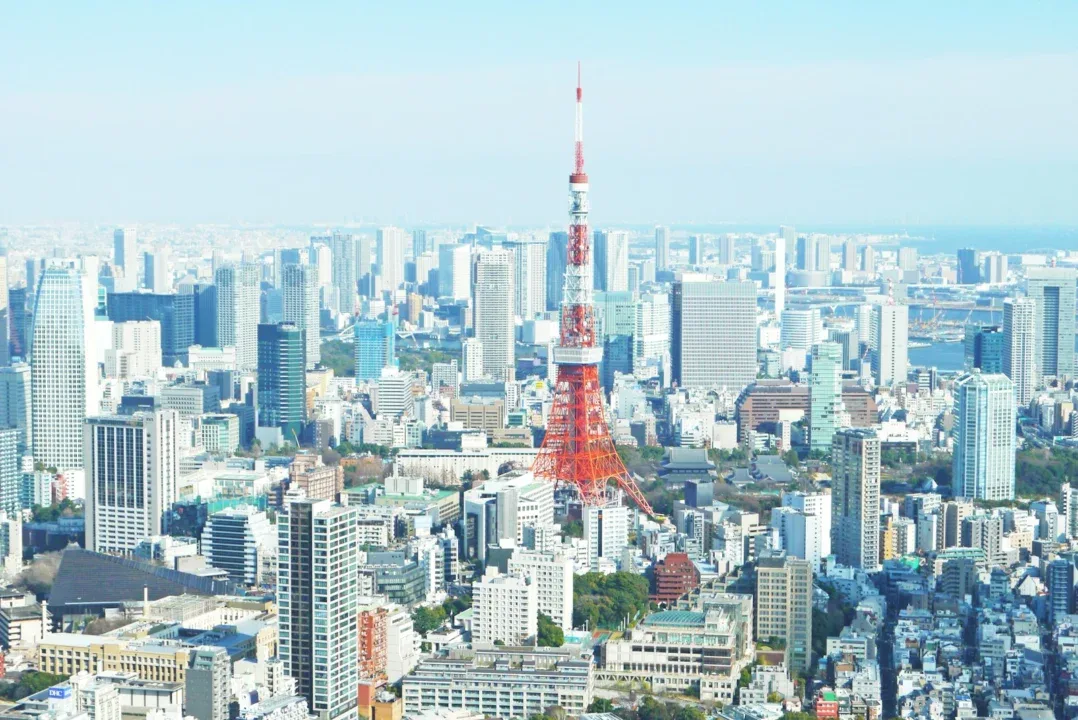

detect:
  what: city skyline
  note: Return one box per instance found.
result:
[2,4,1077,225]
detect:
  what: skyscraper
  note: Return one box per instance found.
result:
[964,325,1004,373]
[282,263,320,369]
[956,248,981,284]
[377,226,407,291]
[215,263,260,372]
[1026,266,1077,379]
[31,264,96,470]
[1003,297,1036,405]
[192,283,218,348]
[809,342,844,453]
[356,234,372,297]
[327,232,357,313]
[505,237,547,318]
[870,303,909,387]
[472,249,515,383]
[774,227,791,319]
[142,250,169,292]
[107,291,194,366]
[755,552,813,673]
[953,371,1016,501]
[412,229,429,257]
[0,429,18,516]
[841,241,858,271]
[795,235,816,272]
[672,279,756,390]
[860,245,876,275]
[0,363,31,454]
[594,230,629,292]
[278,498,359,720]
[1047,559,1076,624]
[780,308,822,351]
[186,647,230,720]
[462,338,484,382]
[113,228,137,278]
[84,409,180,553]
[355,319,396,381]
[831,428,881,571]
[654,226,670,271]
[257,323,307,443]
[687,234,705,266]
[202,505,274,586]
[438,244,472,301]
[546,231,568,311]
[718,235,736,266]
[0,254,9,368]
[898,247,918,272]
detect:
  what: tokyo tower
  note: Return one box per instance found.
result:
[532,65,654,516]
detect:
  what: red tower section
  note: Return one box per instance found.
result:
[532,66,654,516]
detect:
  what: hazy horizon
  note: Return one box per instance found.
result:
[3,3,1077,226]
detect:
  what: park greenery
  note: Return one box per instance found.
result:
[1014,447,1078,498]
[411,594,473,636]
[320,339,355,377]
[31,499,81,523]
[572,571,651,630]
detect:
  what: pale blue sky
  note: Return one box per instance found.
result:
[2,2,1077,226]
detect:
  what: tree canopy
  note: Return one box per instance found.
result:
[537,613,564,648]
[573,572,651,630]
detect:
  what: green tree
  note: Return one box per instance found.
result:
[0,672,70,701]
[587,699,616,714]
[673,707,705,720]
[572,571,651,630]
[782,449,800,468]
[411,606,447,635]
[563,519,584,539]
[636,696,670,720]
[537,613,564,647]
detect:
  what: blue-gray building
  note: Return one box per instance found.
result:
[107,291,194,365]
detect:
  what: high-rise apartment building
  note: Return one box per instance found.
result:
[795,235,816,272]
[412,229,429,257]
[107,291,194,366]
[462,338,484,382]
[278,498,359,720]
[1003,297,1037,405]
[215,263,260,371]
[780,309,822,351]
[106,321,162,379]
[0,429,18,516]
[507,550,573,632]
[718,235,736,266]
[113,228,137,278]
[505,237,547,318]
[323,232,357,313]
[546,231,568,311]
[594,230,629,292]
[438,244,472,301]
[956,248,980,284]
[672,279,757,390]
[377,226,407,291]
[953,371,1016,501]
[809,342,844,453]
[634,291,671,371]
[31,264,97,470]
[142,250,169,292]
[281,263,320,368]
[654,226,670,271]
[583,504,629,571]
[981,253,1008,284]
[1026,266,1077,379]
[897,247,918,272]
[780,490,832,568]
[964,325,1004,373]
[473,568,538,646]
[775,226,792,319]
[257,323,307,443]
[860,246,876,275]
[186,647,230,720]
[472,249,515,383]
[831,428,881,571]
[354,319,396,381]
[1047,559,1076,624]
[85,409,180,553]
[870,303,908,387]
[755,552,813,673]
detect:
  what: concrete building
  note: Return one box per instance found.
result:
[472,249,515,383]
[355,319,396,381]
[583,504,629,571]
[831,429,881,571]
[461,338,484,382]
[202,505,275,586]
[438,244,472,301]
[1026,266,1077,379]
[106,321,162,379]
[507,550,573,632]
[755,552,813,673]
[505,236,547,319]
[1003,297,1037,405]
[215,263,260,372]
[113,228,138,278]
[377,227,407,291]
[594,230,630,292]
[672,279,757,390]
[0,363,32,454]
[655,226,670,271]
[277,499,359,720]
[473,568,537,646]
[281,263,320,369]
[952,371,1016,501]
[186,646,230,720]
[870,303,908,387]
[85,410,180,554]
[256,323,307,443]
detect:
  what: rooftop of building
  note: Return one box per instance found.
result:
[641,610,706,628]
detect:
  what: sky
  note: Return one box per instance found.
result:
[2,2,1077,227]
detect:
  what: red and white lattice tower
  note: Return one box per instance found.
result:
[531,65,654,515]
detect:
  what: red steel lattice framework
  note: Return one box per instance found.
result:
[532,65,654,515]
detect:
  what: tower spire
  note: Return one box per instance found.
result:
[532,67,653,516]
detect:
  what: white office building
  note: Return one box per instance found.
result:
[780,490,832,569]
[584,504,629,571]
[31,262,99,472]
[1003,297,1037,406]
[953,371,1016,501]
[595,230,630,292]
[672,279,757,390]
[216,263,260,372]
[870,303,908,387]
[472,249,515,383]
[84,409,180,553]
[781,309,822,351]
[438,244,472,301]
[508,550,574,631]
[105,320,162,379]
[202,504,275,586]
[282,263,320,368]
[505,237,547,319]
[377,226,407,291]
[473,568,538,646]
